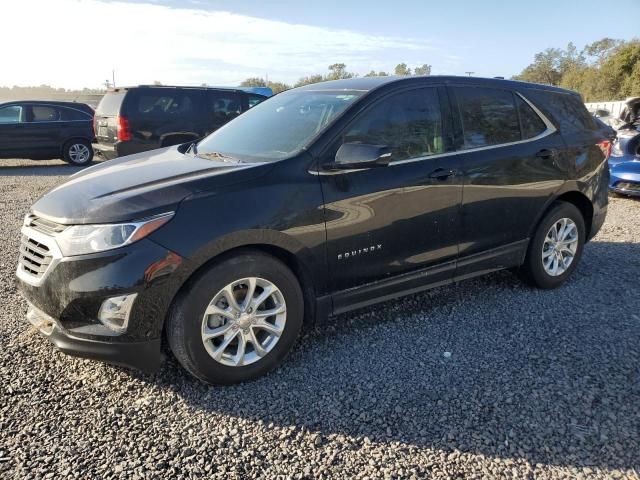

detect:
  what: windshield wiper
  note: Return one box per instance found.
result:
[195,151,241,163]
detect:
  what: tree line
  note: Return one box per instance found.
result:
[512,38,640,102]
[240,62,432,94]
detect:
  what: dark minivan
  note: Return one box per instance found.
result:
[18,76,610,384]
[0,101,94,165]
[93,85,269,159]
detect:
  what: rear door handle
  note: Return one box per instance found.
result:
[536,148,556,159]
[428,168,456,180]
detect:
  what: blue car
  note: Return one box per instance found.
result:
[604,98,640,196]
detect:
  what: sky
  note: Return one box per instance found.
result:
[2,0,638,89]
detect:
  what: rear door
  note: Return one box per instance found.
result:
[25,104,64,153]
[448,85,566,276]
[95,91,126,146]
[0,104,28,157]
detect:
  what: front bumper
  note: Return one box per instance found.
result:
[26,302,162,372]
[17,233,188,372]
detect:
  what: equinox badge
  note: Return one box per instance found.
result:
[337,244,382,260]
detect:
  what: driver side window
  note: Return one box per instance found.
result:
[0,105,24,124]
[341,88,444,162]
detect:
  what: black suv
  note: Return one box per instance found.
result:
[93,85,269,159]
[18,76,610,384]
[0,101,94,165]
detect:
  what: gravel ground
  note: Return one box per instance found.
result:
[1,158,639,479]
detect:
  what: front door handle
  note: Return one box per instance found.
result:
[535,148,556,159]
[428,168,456,181]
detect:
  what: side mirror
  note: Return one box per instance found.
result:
[331,143,392,169]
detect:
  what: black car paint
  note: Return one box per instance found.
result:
[18,76,609,372]
[93,86,267,159]
[0,101,93,160]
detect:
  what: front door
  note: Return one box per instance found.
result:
[317,86,463,301]
[0,104,28,158]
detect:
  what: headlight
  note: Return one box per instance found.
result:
[55,212,174,256]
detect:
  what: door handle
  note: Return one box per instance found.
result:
[428,168,456,180]
[535,148,556,159]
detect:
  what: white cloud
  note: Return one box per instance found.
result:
[1,0,444,89]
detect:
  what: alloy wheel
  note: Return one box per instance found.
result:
[201,277,287,367]
[541,217,579,277]
[68,143,91,164]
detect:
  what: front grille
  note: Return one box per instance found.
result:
[26,215,66,235]
[616,181,640,191]
[18,235,53,279]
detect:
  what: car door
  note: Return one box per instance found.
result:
[26,104,64,155]
[448,85,567,277]
[0,104,28,157]
[317,86,462,307]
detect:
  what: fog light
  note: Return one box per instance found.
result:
[98,294,137,333]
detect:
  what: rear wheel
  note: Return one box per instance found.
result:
[519,201,586,289]
[167,251,303,385]
[63,139,93,165]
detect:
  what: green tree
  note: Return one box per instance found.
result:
[326,63,355,80]
[413,64,432,76]
[394,63,411,76]
[294,74,325,87]
[364,70,389,77]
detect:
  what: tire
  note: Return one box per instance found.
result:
[519,201,586,289]
[63,139,94,166]
[167,251,304,385]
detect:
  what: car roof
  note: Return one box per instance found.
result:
[294,75,579,96]
[110,85,256,94]
[0,100,93,110]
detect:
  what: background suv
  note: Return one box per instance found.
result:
[18,76,610,385]
[0,100,94,165]
[93,85,270,159]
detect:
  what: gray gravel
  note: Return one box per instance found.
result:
[1,158,639,479]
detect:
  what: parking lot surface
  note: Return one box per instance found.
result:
[1,159,639,479]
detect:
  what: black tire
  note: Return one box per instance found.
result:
[167,250,304,385]
[519,201,586,289]
[62,138,94,166]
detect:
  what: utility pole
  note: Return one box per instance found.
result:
[112,69,116,89]
[465,71,475,77]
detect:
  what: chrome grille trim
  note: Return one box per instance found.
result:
[16,226,62,287]
[24,214,67,235]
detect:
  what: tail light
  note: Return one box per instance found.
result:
[116,115,132,141]
[597,140,612,160]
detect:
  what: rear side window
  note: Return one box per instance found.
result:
[96,92,125,116]
[207,91,243,128]
[247,94,266,108]
[131,91,196,117]
[526,90,597,135]
[31,106,60,122]
[515,95,546,139]
[0,105,24,123]
[60,107,91,121]
[342,87,444,161]
[455,87,520,149]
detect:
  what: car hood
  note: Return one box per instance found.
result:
[31,146,273,224]
[611,160,640,179]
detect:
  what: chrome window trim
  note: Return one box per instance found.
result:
[312,91,556,174]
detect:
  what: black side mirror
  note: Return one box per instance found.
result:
[330,143,392,169]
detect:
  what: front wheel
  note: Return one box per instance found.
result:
[519,201,586,289]
[167,251,304,385]
[63,139,94,165]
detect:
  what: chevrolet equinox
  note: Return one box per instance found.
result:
[17,76,610,384]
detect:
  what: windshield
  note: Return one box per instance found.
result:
[196,89,364,162]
